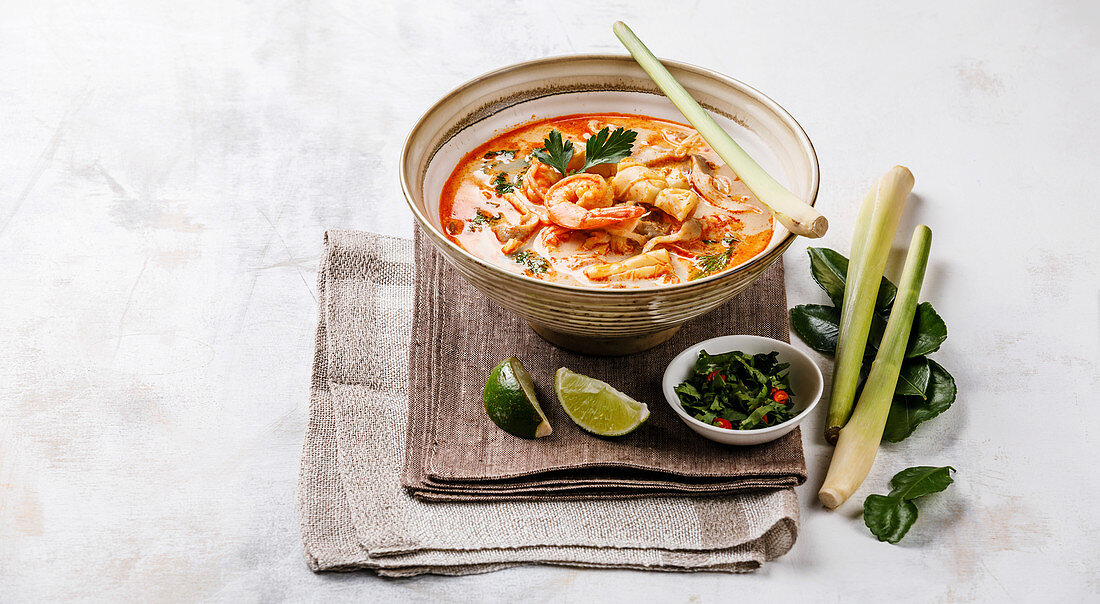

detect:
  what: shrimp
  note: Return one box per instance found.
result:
[522,161,563,204]
[545,173,645,230]
[581,231,610,254]
[540,224,574,249]
[522,135,598,203]
[493,190,546,254]
[503,190,548,224]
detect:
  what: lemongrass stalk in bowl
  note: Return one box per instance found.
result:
[819,225,932,509]
[824,166,914,443]
[613,21,827,238]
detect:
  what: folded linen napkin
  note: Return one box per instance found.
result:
[297,230,801,575]
[403,228,806,501]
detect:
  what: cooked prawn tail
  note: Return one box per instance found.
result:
[549,203,644,229]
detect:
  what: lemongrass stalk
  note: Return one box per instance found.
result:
[613,21,827,238]
[819,226,932,509]
[824,166,914,444]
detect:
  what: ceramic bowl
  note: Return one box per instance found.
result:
[400,55,819,355]
[662,335,823,445]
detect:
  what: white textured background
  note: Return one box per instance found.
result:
[1,1,1097,601]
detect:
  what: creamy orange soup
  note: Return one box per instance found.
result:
[439,113,773,288]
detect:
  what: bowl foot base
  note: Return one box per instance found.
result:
[528,324,682,356]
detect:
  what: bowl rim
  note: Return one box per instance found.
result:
[399,52,820,295]
[661,334,824,438]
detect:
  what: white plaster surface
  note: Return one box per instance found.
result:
[1,1,1097,601]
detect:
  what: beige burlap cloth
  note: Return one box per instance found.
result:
[298,230,802,575]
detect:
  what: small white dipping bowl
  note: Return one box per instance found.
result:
[662,335,823,446]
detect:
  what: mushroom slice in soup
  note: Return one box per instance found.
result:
[635,209,673,237]
[642,219,702,253]
[690,155,764,214]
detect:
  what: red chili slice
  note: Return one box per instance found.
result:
[770,388,789,404]
[713,418,733,430]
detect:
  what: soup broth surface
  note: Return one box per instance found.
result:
[439,113,773,288]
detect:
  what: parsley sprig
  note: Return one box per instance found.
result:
[583,126,637,169]
[531,130,573,177]
[531,127,638,177]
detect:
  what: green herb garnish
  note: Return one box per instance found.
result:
[530,130,574,177]
[789,247,955,441]
[692,235,740,279]
[863,466,956,543]
[673,350,795,430]
[531,127,638,177]
[468,209,503,231]
[483,149,518,161]
[509,250,551,275]
[582,126,637,170]
[482,149,527,196]
[492,171,523,196]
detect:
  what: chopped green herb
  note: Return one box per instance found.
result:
[468,209,503,231]
[673,350,796,430]
[692,235,740,279]
[482,149,528,196]
[509,250,551,275]
[483,149,518,161]
[492,171,524,196]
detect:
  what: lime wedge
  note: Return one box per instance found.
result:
[483,357,552,439]
[554,368,650,436]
